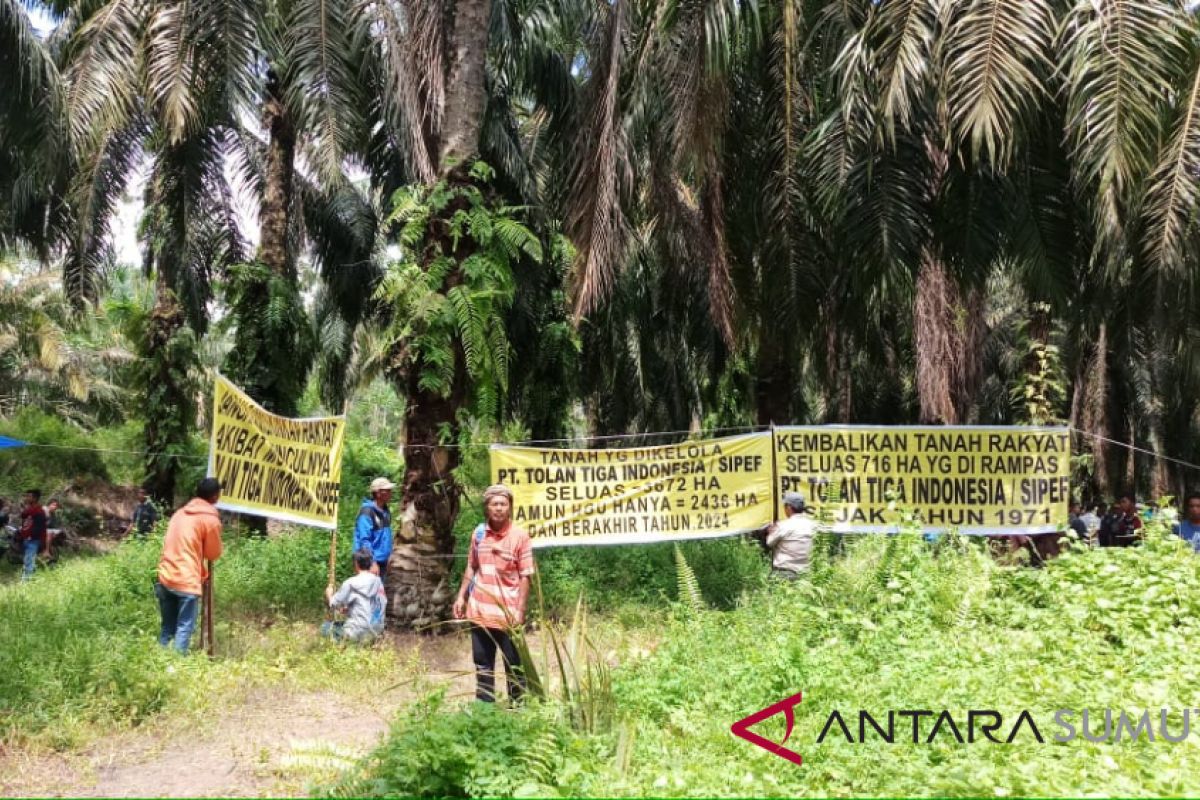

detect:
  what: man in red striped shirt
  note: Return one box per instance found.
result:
[452,484,535,702]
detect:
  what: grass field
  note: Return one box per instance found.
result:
[326,526,1200,798]
[4,510,1199,797]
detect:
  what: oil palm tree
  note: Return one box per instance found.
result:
[0,1,68,258]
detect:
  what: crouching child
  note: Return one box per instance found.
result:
[322,547,386,643]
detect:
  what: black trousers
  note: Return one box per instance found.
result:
[471,625,525,702]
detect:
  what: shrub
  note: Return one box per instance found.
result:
[533,536,767,615]
[325,695,582,798]
[337,529,1200,797]
[0,407,109,499]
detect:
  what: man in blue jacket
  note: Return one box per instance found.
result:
[354,477,395,578]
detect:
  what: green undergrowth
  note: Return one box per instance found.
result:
[0,524,406,752]
[325,527,1200,798]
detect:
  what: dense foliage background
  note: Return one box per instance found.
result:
[5,0,1200,506]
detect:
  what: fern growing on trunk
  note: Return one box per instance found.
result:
[374,162,555,629]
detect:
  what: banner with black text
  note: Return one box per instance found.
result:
[489,433,774,547]
[207,375,345,529]
[773,425,1071,534]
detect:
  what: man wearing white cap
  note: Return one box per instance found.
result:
[767,492,816,579]
[354,477,395,578]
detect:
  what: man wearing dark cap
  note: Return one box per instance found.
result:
[766,492,816,579]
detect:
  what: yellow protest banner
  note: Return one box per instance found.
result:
[490,433,774,547]
[207,375,345,529]
[773,426,1071,533]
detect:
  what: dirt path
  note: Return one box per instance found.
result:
[0,633,475,798]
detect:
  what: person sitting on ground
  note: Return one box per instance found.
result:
[155,478,224,654]
[322,547,387,643]
[17,490,47,580]
[766,492,817,580]
[1099,492,1142,547]
[353,477,395,579]
[128,487,159,539]
[1174,492,1200,553]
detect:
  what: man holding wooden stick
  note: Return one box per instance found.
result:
[155,478,224,654]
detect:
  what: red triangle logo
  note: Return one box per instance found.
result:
[730,692,805,766]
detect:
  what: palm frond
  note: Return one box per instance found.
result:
[1062,0,1188,245]
[284,0,365,186]
[64,118,146,303]
[146,0,203,142]
[868,0,941,142]
[191,0,262,123]
[355,0,436,183]
[61,0,143,151]
[567,0,631,320]
[0,0,67,157]
[940,0,1054,166]
[1141,22,1200,278]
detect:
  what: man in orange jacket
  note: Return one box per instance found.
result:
[156,478,224,653]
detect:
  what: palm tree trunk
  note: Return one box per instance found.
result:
[1078,324,1110,496]
[914,133,984,426]
[438,0,493,176]
[754,333,792,425]
[384,185,479,628]
[916,250,964,424]
[1125,413,1137,493]
[143,272,190,507]
[260,69,295,281]
[823,323,853,423]
[228,69,299,538]
[380,0,493,628]
[386,368,464,628]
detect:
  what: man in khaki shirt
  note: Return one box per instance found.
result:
[767,492,816,579]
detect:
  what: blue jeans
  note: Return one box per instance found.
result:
[155,583,200,653]
[22,539,38,579]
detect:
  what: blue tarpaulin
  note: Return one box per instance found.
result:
[0,436,26,449]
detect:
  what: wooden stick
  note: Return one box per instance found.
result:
[328,527,338,590]
[203,561,214,657]
[326,528,338,622]
[197,576,206,652]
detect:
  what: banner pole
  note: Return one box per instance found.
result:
[769,423,780,524]
[204,561,214,657]
[326,527,338,623]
